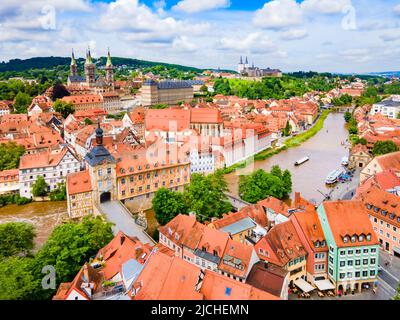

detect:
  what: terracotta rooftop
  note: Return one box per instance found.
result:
[246,261,289,297]
[67,170,93,195]
[200,270,279,300]
[255,220,306,267]
[133,251,203,300]
[322,200,379,248]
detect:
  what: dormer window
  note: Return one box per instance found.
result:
[381,210,388,216]
[359,235,364,242]
[343,236,349,243]
[321,241,326,247]
[366,234,371,241]
[373,207,379,213]
[366,204,372,210]
[315,241,320,248]
[389,213,395,220]
[351,236,356,243]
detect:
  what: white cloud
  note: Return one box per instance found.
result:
[253,0,303,30]
[218,32,277,54]
[280,28,308,40]
[394,4,400,15]
[173,0,230,14]
[380,31,400,42]
[172,36,197,52]
[301,0,352,15]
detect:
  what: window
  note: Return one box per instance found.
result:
[371,248,376,253]
[348,250,353,255]
[348,260,353,266]
[347,272,352,278]
[339,273,345,279]
[340,261,345,267]
[351,235,356,243]
[356,249,361,254]
[107,168,111,174]
[363,259,368,265]
[359,235,364,242]
[370,258,376,264]
[362,271,368,277]
[98,169,102,176]
[355,271,360,278]
[370,270,376,277]
[340,250,345,256]
[363,249,369,254]
[329,268,333,276]
[355,260,361,266]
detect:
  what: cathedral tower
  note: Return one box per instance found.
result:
[105,48,114,87]
[70,49,78,77]
[84,48,96,86]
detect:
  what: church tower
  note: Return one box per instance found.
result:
[245,56,249,69]
[105,48,114,87]
[70,49,78,77]
[84,48,96,86]
[238,56,245,74]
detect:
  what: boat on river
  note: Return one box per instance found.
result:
[295,156,310,166]
[325,169,343,185]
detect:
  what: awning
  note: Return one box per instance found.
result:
[314,279,335,291]
[294,278,315,293]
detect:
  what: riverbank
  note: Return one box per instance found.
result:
[224,112,349,203]
[0,201,68,251]
[223,109,331,174]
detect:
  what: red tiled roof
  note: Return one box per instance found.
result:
[67,170,92,195]
[200,270,279,300]
[133,251,203,300]
[322,200,379,248]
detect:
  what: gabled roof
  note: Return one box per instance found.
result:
[255,220,306,267]
[67,170,92,195]
[132,251,203,300]
[219,238,255,278]
[322,200,379,248]
[200,270,279,300]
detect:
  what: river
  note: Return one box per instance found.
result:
[225,112,350,205]
[0,201,68,250]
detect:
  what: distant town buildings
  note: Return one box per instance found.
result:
[140,79,195,106]
[371,95,400,119]
[238,56,282,78]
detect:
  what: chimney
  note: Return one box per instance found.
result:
[294,192,301,207]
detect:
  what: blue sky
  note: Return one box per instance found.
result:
[1,0,400,73]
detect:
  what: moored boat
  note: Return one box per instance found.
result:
[295,156,310,166]
[325,169,343,185]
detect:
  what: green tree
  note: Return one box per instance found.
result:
[31,176,49,197]
[0,222,35,258]
[0,257,38,300]
[344,111,352,123]
[372,140,399,156]
[184,171,232,222]
[0,142,25,170]
[32,216,114,299]
[13,92,32,113]
[239,167,292,203]
[49,182,67,201]
[394,283,400,300]
[53,99,75,119]
[152,188,188,225]
[283,121,291,136]
[84,117,93,125]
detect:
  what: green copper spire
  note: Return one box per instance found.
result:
[71,49,77,66]
[85,47,93,64]
[106,48,112,67]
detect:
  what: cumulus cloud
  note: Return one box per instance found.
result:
[173,0,230,14]
[301,0,353,15]
[280,28,308,40]
[216,32,287,57]
[253,0,303,30]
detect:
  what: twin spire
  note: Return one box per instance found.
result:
[70,47,112,66]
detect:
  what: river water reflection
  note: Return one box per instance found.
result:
[225,112,350,205]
